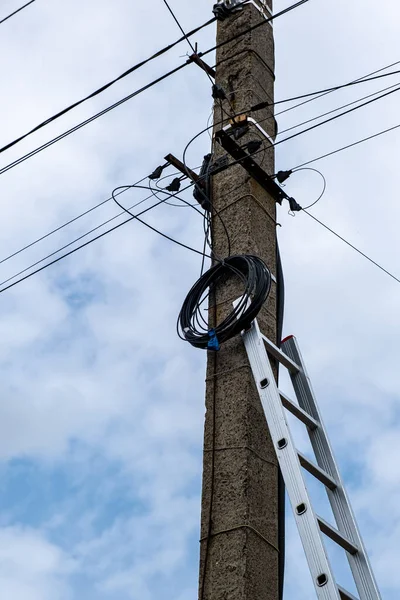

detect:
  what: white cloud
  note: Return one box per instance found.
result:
[0,0,397,598]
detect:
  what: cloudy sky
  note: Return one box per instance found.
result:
[0,0,398,598]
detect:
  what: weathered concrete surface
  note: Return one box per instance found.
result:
[199,3,279,600]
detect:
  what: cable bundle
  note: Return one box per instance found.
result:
[178,255,271,350]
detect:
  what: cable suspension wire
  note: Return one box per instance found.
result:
[276,80,400,137]
[291,121,400,169]
[302,209,400,285]
[0,15,216,157]
[0,180,207,294]
[0,176,149,267]
[0,1,312,180]
[269,66,400,108]
[0,62,187,178]
[0,0,35,25]
[272,58,400,121]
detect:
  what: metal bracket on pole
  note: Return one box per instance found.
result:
[215,122,287,205]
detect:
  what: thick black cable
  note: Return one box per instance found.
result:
[303,210,400,285]
[178,255,272,349]
[0,0,35,25]
[0,63,187,178]
[276,239,285,600]
[0,15,216,157]
[0,1,309,179]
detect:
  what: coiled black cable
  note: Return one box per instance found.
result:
[178,255,271,350]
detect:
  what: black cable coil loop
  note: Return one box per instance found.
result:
[178,255,272,350]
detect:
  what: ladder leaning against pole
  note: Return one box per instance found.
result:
[241,317,382,600]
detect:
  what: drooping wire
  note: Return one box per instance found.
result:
[290,168,326,211]
[0,0,35,26]
[0,62,188,179]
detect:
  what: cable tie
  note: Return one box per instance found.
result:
[208,329,221,351]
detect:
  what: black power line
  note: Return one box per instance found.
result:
[0,62,188,178]
[0,15,216,157]
[0,0,307,180]
[0,0,35,26]
[216,82,400,173]
[291,121,400,169]
[0,181,203,294]
[302,209,400,285]
[162,0,197,55]
[276,80,400,138]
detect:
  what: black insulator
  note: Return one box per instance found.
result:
[166,177,181,192]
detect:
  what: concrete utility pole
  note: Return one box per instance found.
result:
[199,1,280,599]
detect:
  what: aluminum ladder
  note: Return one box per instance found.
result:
[242,317,382,600]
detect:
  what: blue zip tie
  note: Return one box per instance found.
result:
[208,329,220,351]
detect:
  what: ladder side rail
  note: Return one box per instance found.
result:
[243,321,341,600]
[282,336,382,600]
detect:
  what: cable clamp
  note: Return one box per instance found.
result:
[213,0,244,20]
[208,329,221,351]
[288,197,302,213]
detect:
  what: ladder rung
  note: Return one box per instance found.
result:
[261,334,300,373]
[298,452,337,490]
[338,586,359,600]
[279,390,319,430]
[317,516,359,555]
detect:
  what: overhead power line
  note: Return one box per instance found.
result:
[0,62,188,178]
[273,58,400,121]
[0,0,308,180]
[0,176,149,267]
[0,181,199,295]
[0,0,35,26]
[0,15,216,156]
[291,121,400,169]
[269,66,400,108]
[0,0,307,179]
[303,209,400,285]
[276,80,400,138]
[162,0,197,55]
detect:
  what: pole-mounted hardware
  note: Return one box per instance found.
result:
[213,0,244,21]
